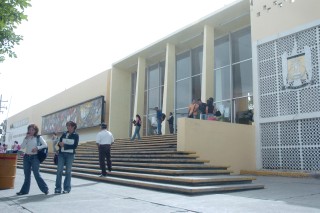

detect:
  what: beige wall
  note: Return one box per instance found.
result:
[251,0,320,41]
[109,67,131,139]
[177,118,256,174]
[6,70,109,148]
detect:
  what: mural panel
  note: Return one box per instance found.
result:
[42,96,104,134]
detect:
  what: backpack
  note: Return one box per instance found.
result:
[37,135,48,163]
[161,113,166,122]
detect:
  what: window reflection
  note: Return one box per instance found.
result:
[214,36,230,68]
[231,27,252,63]
[213,26,253,125]
[144,62,165,135]
[215,66,231,101]
[234,96,254,124]
[176,79,191,109]
[232,60,253,98]
[176,52,191,81]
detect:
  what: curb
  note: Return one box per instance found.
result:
[240,170,313,178]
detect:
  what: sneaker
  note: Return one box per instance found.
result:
[62,191,70,194]
[99,174,107,177]
[54,190,61,194]
[44,190,49,195]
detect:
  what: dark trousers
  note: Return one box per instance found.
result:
[98,144,111,175]
[169,124,174,134]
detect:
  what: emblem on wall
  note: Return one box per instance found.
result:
[282,39,313,90]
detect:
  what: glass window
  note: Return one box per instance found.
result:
[148,88,160,114]
[144,68,147,91]
[215,66,231,101]
[149,65,159,89]
[191,46,203,76]
[234,96,254,124]
[176,51,191,80]
[232,60,253,98]
[144,91,148,115]
[231,27,252,63]
[160,61,165,86]
[215,101,231,123]
[176,79,191,109]
[214,36,230,68]
[192,75,201,101]
[176,108,189,119]
[146,114,157,135]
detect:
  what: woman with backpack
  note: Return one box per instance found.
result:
[130,114,142,141]
[16,124,49,195]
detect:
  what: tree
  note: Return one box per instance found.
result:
[0,0,31,62]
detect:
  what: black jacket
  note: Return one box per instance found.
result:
[58,131,79,154]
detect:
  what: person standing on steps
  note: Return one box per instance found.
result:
[55,121,79,194]
[16,124,49,196]
[154,107,163,135]
[131,114,141,141]
[96,123,114,177]
[167,112,174,134]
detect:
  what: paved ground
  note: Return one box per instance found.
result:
[1,169,320,213]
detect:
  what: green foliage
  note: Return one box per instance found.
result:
[0,0,31,62]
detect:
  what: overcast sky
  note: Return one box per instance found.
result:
[0,0,236,122]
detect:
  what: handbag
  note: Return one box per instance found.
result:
[37,135,48,163]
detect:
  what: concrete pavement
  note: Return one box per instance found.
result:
[1,169,320,212]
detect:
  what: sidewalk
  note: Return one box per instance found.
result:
[1,169,320,213]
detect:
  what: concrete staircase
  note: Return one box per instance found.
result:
[17,134,264,195]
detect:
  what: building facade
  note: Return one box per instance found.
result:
[4,0,320,173]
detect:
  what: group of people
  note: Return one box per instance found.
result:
[16,121,114,195]
[130,108,175,142]
[0,141,20,153]
[188,97,221,120]
[0,143,7,153]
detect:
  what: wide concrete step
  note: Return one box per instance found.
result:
[17,164,240,186]
[77,147,177,152]
[21,134,264,195]
[16,166,264,195]
[17,161,231,176]
[18,158,227,170]
[70,156,209,164]
[70,153,200,159]
[83,140,177,146]
[76,150,196,155]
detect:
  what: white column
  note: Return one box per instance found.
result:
[201,24,214,101]
[132,57,146,135]
[162,43,176,134]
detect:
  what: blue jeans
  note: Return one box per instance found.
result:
[19,154,48,194]
[131,126,141,141]
[157,120,162,135]
[55,152,74,192]
[200,113,207,120]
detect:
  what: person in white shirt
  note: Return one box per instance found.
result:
[96,123,114,177]
[16,124,49,195]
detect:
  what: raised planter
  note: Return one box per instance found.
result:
[0,153,18,189]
